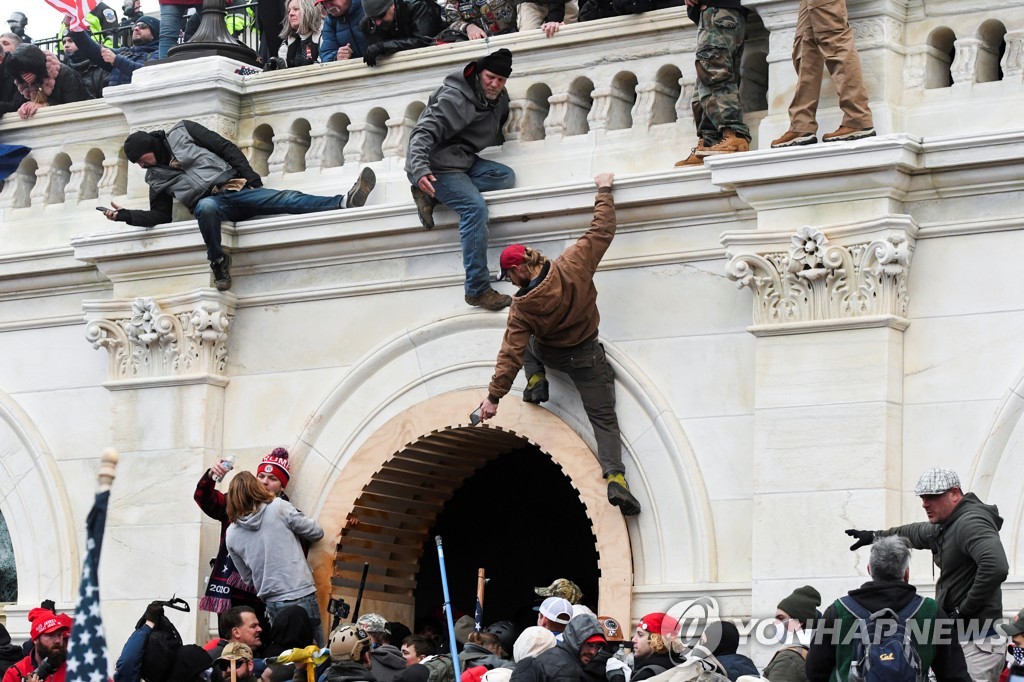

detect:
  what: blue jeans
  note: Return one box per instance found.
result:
[265,591,324,646]
[193,186,342,263]
[432,159,516,297]
[158,4,191,58]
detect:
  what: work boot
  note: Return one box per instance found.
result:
[345,167,376,208]
[822,126,876,143]
[771,130,818,149]
[703,129,749,156]
[211,254,232,291]
[606,473,641,516]
[674,140,706,167]
[465,288,512,311]
[523,373,549,404]
[410,184,437,230]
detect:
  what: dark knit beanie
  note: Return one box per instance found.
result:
[704,620,740,656]
[123,131,162,163]
[476,48,512,77]
[134,14,161,37]
[777,585,821,624]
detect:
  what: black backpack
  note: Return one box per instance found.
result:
[135,597,190,682]
[839,595,930,682]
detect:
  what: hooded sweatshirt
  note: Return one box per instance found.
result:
[405,62,509,184]
[878,492,1009,627]
[226,497,324,602]
[367,645,407,682]
[510,615,604,682]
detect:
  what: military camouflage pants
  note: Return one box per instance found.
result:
[692,6,749,143]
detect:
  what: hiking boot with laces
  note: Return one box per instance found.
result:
[211,254,232,291]
[523,378,549,404]
[606,474,641,516]
[345,167,376,208]
[822,126,876,143]
[771,130,818,148]
[410,184,437,230]
[674,140,706,167]
[703,128,750,155]
[465,288,512,311]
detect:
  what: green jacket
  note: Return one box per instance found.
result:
[877,493,1008,627]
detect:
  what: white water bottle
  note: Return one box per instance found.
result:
[211,454,235,482]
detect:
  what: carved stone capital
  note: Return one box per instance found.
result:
[725,223,915,334]
[84,291,236,387]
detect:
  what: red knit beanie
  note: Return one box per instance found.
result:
[257,447,291,487]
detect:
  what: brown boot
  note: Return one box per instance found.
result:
[822,126,876,143]
[465,288,512,311]
[703,129,750,155]
[771,130,817,149]
[674,140,706,167]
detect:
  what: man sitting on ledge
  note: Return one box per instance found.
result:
[104,119,376,291]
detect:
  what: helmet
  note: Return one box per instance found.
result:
[329,625,370,663]
[484,621,516,656]
[8,12,27,30]
[122,0,139,15]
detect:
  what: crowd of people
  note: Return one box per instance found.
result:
[0,465,1020,682]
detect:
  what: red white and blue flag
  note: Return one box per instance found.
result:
[41,0,98,32]
[66,489,110,682]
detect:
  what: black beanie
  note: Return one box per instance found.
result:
[476,48,512,77]
[123,131,162,163]
[777,585,821,624]
[704,620,740,656]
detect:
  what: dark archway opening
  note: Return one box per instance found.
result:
[412,444,600,638]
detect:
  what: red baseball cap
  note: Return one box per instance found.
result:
[29,608,72,641]
[499,244,526,281]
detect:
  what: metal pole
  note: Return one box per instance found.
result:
[435,536,462,680]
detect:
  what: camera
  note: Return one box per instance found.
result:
[32,656,60,681]
[328,597,351,621]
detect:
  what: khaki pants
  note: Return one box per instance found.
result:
[517,0,579,29]
[787,0,872,133]
[961,636,1007,682]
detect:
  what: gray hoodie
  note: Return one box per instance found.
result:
[226,497,324,602]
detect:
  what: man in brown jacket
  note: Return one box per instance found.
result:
[474,172,641,516]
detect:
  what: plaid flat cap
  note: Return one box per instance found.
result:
[914,467,961,495]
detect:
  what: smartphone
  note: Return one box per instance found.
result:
[469,407,482,425]
[96,206,112,212]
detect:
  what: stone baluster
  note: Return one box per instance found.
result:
[950,37,981,84]
[382,116,417,159]
[267,132,309,174]
[588,87,634,132]
[30,163,52,207]
[343,121,387,164]
[0,164,36,209]
[675,77,695,124]
[504,100,528,141]
[306,127,329,169]
[1002,30,1024,83]
[97,157,126,203]
[902,49,926,90]
[632,81,681,130]
[507,98,548,142]
[544,92,592,138]
[65,164,86,205]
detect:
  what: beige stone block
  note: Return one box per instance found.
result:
[0,325,106,394]
[755,327,903,409]
[903,401,999,487]
[711,499,753,583]
[12,387,112,462]
[111,385,224,452]
[682,415,755,500]
[754,402,901,493]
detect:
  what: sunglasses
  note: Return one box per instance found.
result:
[133,23,151,30]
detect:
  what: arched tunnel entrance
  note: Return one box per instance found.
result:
[326,417,625,632]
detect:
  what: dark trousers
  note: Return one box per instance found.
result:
[523,337,624,476]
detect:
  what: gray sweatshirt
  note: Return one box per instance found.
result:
[226,497,324,602]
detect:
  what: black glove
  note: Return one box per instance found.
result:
[845,529,875,551]
[144,601,164,625]
[363,44,384,67]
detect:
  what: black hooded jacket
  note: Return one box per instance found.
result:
[511,616,604,682]
[361,0,442,58]
[263,605,315,658]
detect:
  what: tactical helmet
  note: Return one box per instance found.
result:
[484,621,516,656]
[8,12,27,31]
[329,624,370,663]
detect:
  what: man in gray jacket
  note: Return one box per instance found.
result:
[846,468,1009,682]
[105,119,376,291]
[405,49,516,311]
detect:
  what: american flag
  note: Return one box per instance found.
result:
[41,0,98,31]
[66,489,110,682]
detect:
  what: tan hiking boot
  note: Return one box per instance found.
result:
[771,130,818,148]
[703,129,750,155]
[465,288,512,311]
[822,126,876,143]
[674,140,706,167]
[410,184,436,230]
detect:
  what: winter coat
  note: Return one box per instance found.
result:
[713,654,758,682]
[405,63,509,183]
[194,470,262,614]
[2,651,67,682]
[279,30,322,67]
[368,645,408,682]
[70,30,159,86]
[263,605,316,657]
[632,653,676,682]
[459,644,511,672]
[226,496,324,602]
[487,189,614,402]
[324,661,377,682]
[117,119,263,227]
[10,49,91,108]
[63,53,110,98]
[761,647,807,682]
[361,0,443,61]
[510,616,604,682]
[878,492,1009,627]
[805,580,970,682]
[113,623,151,682]
[320,4,368,61]
[0,60,25,117]
[442,0,516,37]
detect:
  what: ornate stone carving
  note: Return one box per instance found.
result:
[0,162,37,209]
[85,297,232,383]
[267,132,311,174]
[343,122,387,164]
[676,77,695,123]
[506,99,548,142]
[97,157,127,200]
[1002,31,1024,80]
[544,92,592,137]
[632,81,680,129]
[382,116,417,158]
[951,37,981,84]
[903,51,926,89]
[726,226,911,327]
[587,86,635,132]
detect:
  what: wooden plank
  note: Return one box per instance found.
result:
[333,571,418,590]
[335,556,420,573]
[364,480,450,504]
[345,525,426,542]
[387,455,479,476]
[339,536,423,557]
[333,588,415,605]
[356,491,444,513]
[350,504,429,527]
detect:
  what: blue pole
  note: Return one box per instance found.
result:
[435,535,462,681]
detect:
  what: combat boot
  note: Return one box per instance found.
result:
[674,140,706,167]
[606,473,641,516]
[523,373,549,403]
[465,288,512,311]
[703,128,749,155]
[211,254,232,291]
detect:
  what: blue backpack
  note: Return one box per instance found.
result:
[839,595,924,682]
